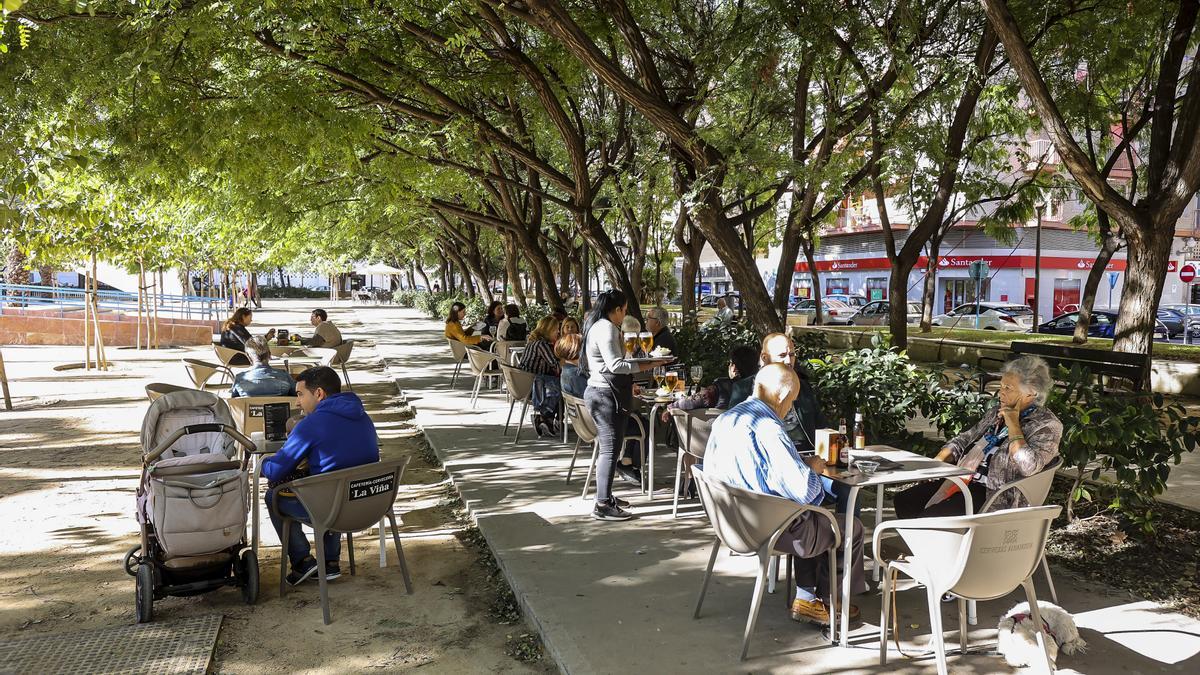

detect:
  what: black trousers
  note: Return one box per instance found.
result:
[584,385,628,503]
[893,479,987,520]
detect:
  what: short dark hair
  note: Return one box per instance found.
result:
[296,366,341,396]
[311,309,328,321]
[729,345,760,379]
[505,303,520,318]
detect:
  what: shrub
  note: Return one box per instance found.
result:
[674,320,763,386]
[521,302,554,328]
[1047,365,1200,532]
[809,333,937,442]
[393,289,419,307]
[919,377,992,440]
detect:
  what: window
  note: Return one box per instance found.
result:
[826,278,850,295]
[866,277,888,301]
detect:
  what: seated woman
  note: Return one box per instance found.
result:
[893,355,1062,518]
[520,316,563,437]
[444,302,493,348]
[556,332,646,483]
[232,337,297,398]
[497,304,528,341]
[482,301,505,338]
[560,316,581,337]
[220,307,275,366]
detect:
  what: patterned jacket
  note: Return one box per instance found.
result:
[945,405,1062,513]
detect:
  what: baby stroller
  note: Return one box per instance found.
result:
[124,389,259,623]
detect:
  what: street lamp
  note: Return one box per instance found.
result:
[614,240,632,268]
[1033,201,1045,329]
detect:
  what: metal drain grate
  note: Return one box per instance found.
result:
[0,614,222,675]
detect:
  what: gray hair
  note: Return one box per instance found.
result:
[1000,355,1052,405]
[245,336,271,365]
[646,306,669,326]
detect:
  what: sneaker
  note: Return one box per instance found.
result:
[323,561,341,581]
[592,498,633,521]
[612,496,630,508]
[537,421,553,437]
[286,557,319,586]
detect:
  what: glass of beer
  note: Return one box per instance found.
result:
[653,365,666,389]
[623,333,638,357]
[665,371,679,390]
[639,331,654,354]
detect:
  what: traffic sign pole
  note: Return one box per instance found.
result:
[1180,264,1196,345]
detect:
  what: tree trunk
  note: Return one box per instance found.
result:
[887,253,921,347]
[694,202,782,333]
[502,233,527,307]
[672,207,704,324]
[801,236,823,325]
[574,246,588,312]
[1112,217,1173,363]
[920,237,943,332]
[1073,231,1121,343]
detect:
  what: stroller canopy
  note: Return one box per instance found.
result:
[140,389,237,460]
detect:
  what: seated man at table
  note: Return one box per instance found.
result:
[893,355,1062,519]
[728,332,826,453]
[306,309,342,348]
[705,364,867,625]
[262,366,379,585]
[231,337,297,398]
[644,307,679,359]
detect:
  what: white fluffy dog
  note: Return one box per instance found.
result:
[997,601,1087,669]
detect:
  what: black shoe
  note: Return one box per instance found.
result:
[612,496,630,508]
[592,498,633,521]
[615,464,641,484]
[324,561,341,580]
[286,557,319,586]
[537,420,553,437]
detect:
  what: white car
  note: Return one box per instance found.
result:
[825,294,869,308]
[792,298,856,324]
[847,300,924,326]
[932,302,1035,331]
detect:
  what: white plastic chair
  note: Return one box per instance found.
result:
[874,505,1061,675]
[494,339,525,368]
[498,363,535,443]
[691,467,840,660]
[325,340,355,390]
[466,348,502,407]
[182,358,232,392]
[980,457,1062,603]
[669,407,720,518]
[446,339,469,387]
[213,344,249,383]
[576,403,646,500]
[562,393,597,484]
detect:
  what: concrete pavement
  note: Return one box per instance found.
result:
[369,305,1200,675]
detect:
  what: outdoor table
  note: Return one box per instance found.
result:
[248,433,285,556]
[636,392,679,500]
[269,343,304,358]
[822,445,974,646]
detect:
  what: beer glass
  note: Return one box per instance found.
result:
[639,331,654,354]
[623,333,638,357]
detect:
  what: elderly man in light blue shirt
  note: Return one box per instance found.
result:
[705,363,866,626]
[231,337,297,398]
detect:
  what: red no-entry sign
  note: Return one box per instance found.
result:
[1181,264,1197,283]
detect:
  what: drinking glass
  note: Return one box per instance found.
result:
[665,371,679,390]
[690,365,704,389]
[639,331,654,354]
[623,333,638,357]
[653,365,666,390]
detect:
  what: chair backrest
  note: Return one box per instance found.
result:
[669,408,720,460]
[892,505,1061,600]
[146,382,191,402]
[980,456,1062,513]
[300,347,338,365]
[495,340,525,365]
[466,346,498,375]
[226,396,297,436]
[328,339,354,367]
[290,457,410,534]
[562,393,598,442]
[691,467,807,555]
[213,344,244,367]
[447,339,468,362]
[182,358,222,389]
[498,363,534,400]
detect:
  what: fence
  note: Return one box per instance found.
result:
[0,283,222,326]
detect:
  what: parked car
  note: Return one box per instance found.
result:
[825,294,868,308]
[1035,310,1119,338]
[1161,304,1200,337]
[1154,319,1171,341]
[931,302,1036,331]
[792,298,855,324]
[1156,308,1186,337]
[847,300,923,326]
[700,291,740,308]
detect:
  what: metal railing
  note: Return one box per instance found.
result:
[0,283,221,325]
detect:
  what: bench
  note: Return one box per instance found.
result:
[977,341,1151,392]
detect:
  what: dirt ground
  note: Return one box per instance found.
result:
[0,305,551,673]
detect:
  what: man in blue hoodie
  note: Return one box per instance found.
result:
[263,366,379,585]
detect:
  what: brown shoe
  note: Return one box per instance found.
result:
[790,598,830,624]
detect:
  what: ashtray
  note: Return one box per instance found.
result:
[855,460,879,475]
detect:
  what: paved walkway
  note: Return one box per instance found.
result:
[372,306,1200,674]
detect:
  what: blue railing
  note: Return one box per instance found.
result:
[0,283,221,325]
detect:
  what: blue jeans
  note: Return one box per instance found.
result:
[266,486,341,569]
[532,374,562,420]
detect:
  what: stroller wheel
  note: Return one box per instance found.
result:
[123,546,142,577]
[135,563,154,623]
[238,549,259,605]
